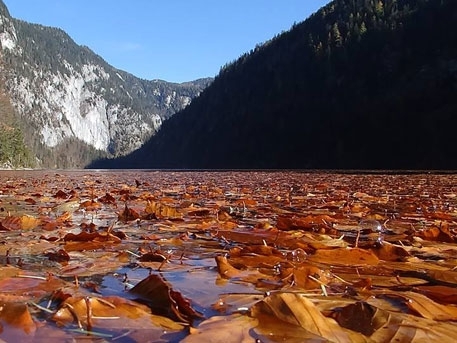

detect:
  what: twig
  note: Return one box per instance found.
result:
[63,303,83,329]
[28,301,55,314]
[17,274,47,281]
[85,297,93,331]
[308,275,328,296]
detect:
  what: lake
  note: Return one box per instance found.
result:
[0,170,456,342]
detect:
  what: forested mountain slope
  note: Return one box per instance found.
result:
[0,1,210,168]
[91,0,457,170]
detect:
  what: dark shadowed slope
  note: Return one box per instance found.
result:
[90,0,457,170]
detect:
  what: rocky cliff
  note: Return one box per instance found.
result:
[0,1,211,168]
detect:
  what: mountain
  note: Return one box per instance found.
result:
[0,1,211,168]
[91,0,457,170]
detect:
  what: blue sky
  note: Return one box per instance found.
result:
[4,0,329,83]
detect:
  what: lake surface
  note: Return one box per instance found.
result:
[0,169,456,341]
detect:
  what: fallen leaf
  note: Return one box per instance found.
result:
[415,285,457,304]
[52,295,184,333]
[144,200,182,219]
[381,291,457,321]
[0,301,36,336]
[44,249,70,263]
[20,214,41,230]
[129,274,203,323]
[308,247,379,266]
[118,203,140,222]
[331,301,376,335]
[182,314,257,343]
[251,292,368,342]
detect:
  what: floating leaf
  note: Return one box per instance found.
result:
[118,203,140,222]
[79,199,102,211]
[20,214,41,230]
[1,215,22,230]
[98,192,116,204]
[280,264,331,289]
[0,301,36,336]
[129,274,203,323]
[380,291,457,321]
[308,247,379,266]
[182,314,257,343]
[415,285,457,304]
[144,200,182,219]
[52,295,184,333]
[251,292,368,342]
[44,249,70,263]
[331,301,376,335]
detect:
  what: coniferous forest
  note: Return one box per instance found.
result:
[90,0,457,170]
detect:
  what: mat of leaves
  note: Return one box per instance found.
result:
[0,170,457,342]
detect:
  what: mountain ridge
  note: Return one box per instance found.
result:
[0,1,211,168]
[90,0,457,170]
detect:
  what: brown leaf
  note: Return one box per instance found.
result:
[79,199,101,211]
[370,241,410,261]
[63,231,119,242]
[24,197,36,205]
[276,214,335,231]
[129,274,203,323]
[98,192,116,204]
[1,215,22,230]
[251,292,368,342]
[367,300,457,341]
[54,190,68,199]
[52,295,184,332]
[382,291,457,321]
[20,214,41,230]
[415,285,457,304]
[215,255,243,278]
[118,203,140,222]
[144,200,182,219]
[280,264,331,289]
[138,251,167,262]
[331,301,376,335]
[308,247,379,266]
[182,314,257,343]
[0,301,36,335]
[45,249,70,263]
[0,274,66,299]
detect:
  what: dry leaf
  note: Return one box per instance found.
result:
[52,295,184,331]
[129,274,203,323]
[251,292,368,342]
[308,247,379,265]
[20,214,41,230]
[182,314,257,343]
[144,200,182,219]
[0,301,36,336]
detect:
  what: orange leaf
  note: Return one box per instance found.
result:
[130,274,203,323]
[309,247,379,266]
[118,203,140,222]
[144,200,181,219]
[20,215,41,230]
[0,302,36,335]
